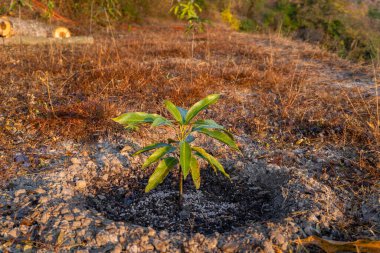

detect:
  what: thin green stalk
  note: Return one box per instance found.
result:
[179,168,183,209]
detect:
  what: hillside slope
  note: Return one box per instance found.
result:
[2,0,380,61]
[0,24,379,252]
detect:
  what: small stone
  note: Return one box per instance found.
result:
[15,189,26,197]
[304,225,319,236]
[144,244,155,251]
[153,239,167,252]
[75,180,87,190]
[45,233,55,243]
[8,228,20,238]
[147,227,156,237]
[112,244,122,253]
[98,195,106,200]
[82,218,92,226]
[221,242,239,253]
[39,196,49,204]
[34,188,46,194]
[19,225,29,234]
[158,230,169,239]
[77,229,86,237]
[23,245,33,253]
[272,231,285,245]
[61,188,74,196]
[205,238,218,249]
[141,235,149,243]
[127,244,139,253]
[40,213,50,224]
[64,214,74,221]
[96,231,118,246]
[263,241,275,253]
[72,221,81,228]
[235,161,244,169]
[59,220,70,229]
[71,157,81,164]
[76,250,89,253]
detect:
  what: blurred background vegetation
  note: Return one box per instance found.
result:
[2,0,380,62]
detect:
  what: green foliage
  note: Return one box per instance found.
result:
[113,94,239,198]
[170,0,202,21]
[368,8,380,20]
[221,6,240,31]
[170,0,207,33]
[7,0,32,13]
[56,0,158,24]
[0,5,7,15]
[41,0,55,20]
[239,18,256,32]
[233,0,380,61]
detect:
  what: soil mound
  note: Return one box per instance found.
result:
[87,166,289,234]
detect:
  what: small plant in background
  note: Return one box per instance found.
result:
[41,0,55,21]
[221,6,240,31]
[170,0,209,82]
[170,0,207,34]
[8,0,32,18]
[112,94,239,208]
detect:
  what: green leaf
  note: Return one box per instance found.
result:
[185,94,220,124]
[185,134,195,143]
[180,141,191,179]
[194,3,202,11]
[177,107,188,122]
[151,117,172,127]
[112,112,165,126]
[133,143,171,156]
[190,155,200,189]
[145,157,178,192]
[197,129,239,150]
[192,119,225,131]
[167,138,178,144]
[142,146,175,169]
[192,146,230,179]
[164,100,186,124]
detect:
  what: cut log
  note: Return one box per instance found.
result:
[0,36,94,45]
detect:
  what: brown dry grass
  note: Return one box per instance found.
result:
[0,24,378,185]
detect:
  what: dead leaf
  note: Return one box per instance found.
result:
[56,230,65,246]
[367,122,375,130]
[294,236,380,253]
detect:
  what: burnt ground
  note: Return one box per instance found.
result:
[86,162,288,235]
[0,22,379,252]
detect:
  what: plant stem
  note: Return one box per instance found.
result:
[178,168,183,210]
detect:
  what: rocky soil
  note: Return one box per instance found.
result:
[1,132,378,252]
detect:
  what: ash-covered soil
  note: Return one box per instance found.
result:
[86,156,287,234]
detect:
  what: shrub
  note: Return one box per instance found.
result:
[239,18,256,32]
[221,6,240,31]
[368,8,380,20]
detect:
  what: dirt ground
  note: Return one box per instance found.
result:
[0,23,379,252]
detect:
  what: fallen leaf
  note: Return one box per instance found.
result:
[294,236,380,253]
[56,230,65,246]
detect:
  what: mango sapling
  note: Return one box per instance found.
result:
[112,94,239,208]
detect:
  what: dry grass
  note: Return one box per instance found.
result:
[0,24,379,185]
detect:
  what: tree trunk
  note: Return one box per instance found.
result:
[1,36,94,45]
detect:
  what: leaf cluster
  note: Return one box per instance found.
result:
[113,94,239,192]
[170,0,207,33]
